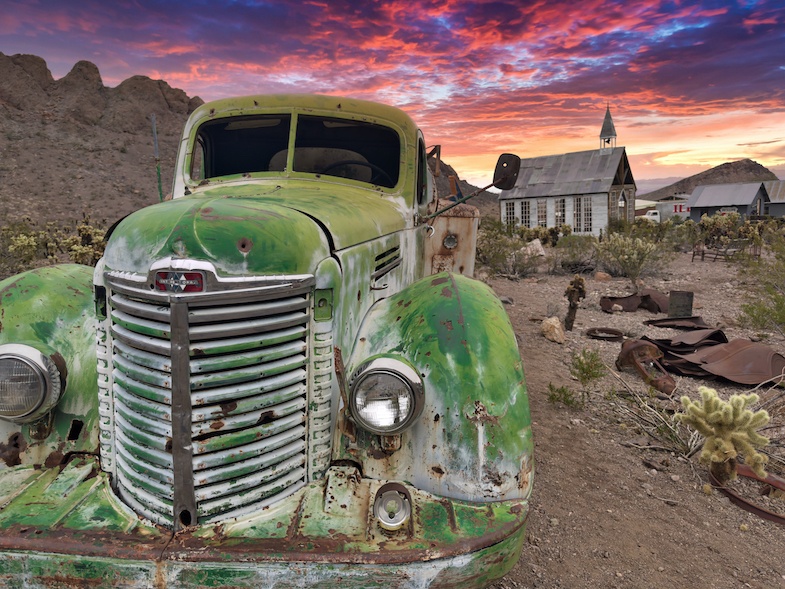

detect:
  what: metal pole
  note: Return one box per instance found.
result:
[151,114,164,202]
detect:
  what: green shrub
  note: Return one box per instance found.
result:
[596,233,662,291]
[477,218,540,277]
[548,234,597,275]
[570,348,607,404]
[0,214,107,280]
[517,224,571,247]
[739,234,785,336]
[547,383,582,408]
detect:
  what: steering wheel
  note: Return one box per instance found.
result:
[318,160,393,186]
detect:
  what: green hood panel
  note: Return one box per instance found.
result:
[0,265,100,464]
[103,184,407,275]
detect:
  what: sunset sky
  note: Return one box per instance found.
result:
[1,0,783,189]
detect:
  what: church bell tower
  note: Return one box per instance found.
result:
[600,104,617,149]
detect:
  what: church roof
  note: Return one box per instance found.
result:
[499,147,634,200]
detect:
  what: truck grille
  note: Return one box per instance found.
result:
[100,273,317,528]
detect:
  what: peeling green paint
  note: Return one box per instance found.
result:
[346,272,534,503]
[0,265,100,464]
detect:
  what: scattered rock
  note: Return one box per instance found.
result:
[523,238,546,257]
[594,271,612,281]
[540,316,565,344]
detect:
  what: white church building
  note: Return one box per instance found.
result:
[499,107,637,236]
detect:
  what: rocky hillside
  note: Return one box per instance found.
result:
[429,158,498,218]
[640,158,778,201]
[0,53,202,225]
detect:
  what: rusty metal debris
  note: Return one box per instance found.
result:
[600,288,669,314]
[640,331,785,385]
[643,316,710,330]
[585,327,624,342]
[711,463,785,526]
[615,340,676,395]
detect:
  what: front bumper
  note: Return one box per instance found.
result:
[0,457,528,588]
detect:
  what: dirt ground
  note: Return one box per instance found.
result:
[486,252,785,589]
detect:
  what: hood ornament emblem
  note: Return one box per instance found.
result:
[154,271,205,293]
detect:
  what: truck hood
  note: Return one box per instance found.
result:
[103,185,407,276]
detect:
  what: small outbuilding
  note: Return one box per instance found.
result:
[686,182,770,221]
[498,107,636,236]
[763,180,785,217]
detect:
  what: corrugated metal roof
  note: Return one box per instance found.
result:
[687,182,766,208]
[500,147,629,199]
[764,180,785,203]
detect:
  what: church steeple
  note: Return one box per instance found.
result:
[600,104,617,149]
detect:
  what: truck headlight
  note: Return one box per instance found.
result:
[349,358,423,435]
[0,344,64,423]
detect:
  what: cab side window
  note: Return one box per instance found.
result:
[417,139,428,206]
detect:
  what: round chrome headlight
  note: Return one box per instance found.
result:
[0,344,63,423]
[349,358,424,435]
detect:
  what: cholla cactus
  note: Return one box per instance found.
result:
[677,387,770,484]
[596,233,659,293]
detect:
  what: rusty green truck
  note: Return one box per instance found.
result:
[0,94,532,588]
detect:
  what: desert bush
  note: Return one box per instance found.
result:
[548,234,597,275]
[517,224,571,247]
[0,214,107,280]
[739,234,785,336]
[607,216,696,253]
[570,348,607,404]
[698,212,735,246]
[476,218,540,277]
[596,233,662,291]
[62,215,107,266]
[546,383,582,408]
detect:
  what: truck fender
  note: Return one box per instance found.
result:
[343,272,533,503]
[0,265,100,468]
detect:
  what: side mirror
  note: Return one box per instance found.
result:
[493,154,520,191]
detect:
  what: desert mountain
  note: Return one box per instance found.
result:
[0,53,202,224]
[639,158,778,201]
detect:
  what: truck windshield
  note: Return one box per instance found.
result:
[192,114,400,188]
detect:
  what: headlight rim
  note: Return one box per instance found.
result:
[348,357,424,435]
[0,343,64,423]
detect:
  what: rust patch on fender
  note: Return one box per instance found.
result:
[334,347,356,443]
[237,237,253,253]
[44,450,65,468]
[0,432,27,467]
[468,401,500,426]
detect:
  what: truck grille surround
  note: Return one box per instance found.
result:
[97,270,331,529]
